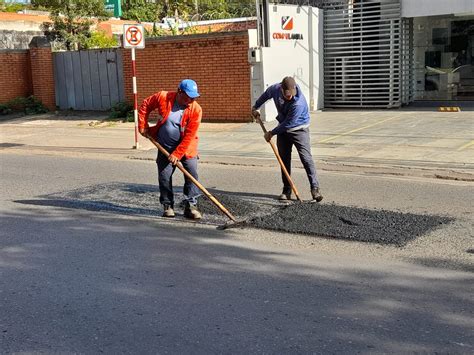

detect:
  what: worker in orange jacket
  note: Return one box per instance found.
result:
[138,79,202,219]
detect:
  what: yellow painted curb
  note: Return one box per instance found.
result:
[438,107,461,112]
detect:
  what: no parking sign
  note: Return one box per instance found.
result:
[123,24,145,49]
[123,24,145,149]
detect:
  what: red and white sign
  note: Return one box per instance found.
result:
[281,16,294,30]
[268,6,306,44]
[123,24,145,148]
[123,24,145,49]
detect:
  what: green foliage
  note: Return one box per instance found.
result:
[145,21,200,38]
[196,0,229,19]
[109,101,134,122]
[0,103,12,115]
[1,96,48,115]
[1,2,27,12]
[121,0,255,22]
[230,0,255,18]
[121,0,164,23]
[31,0,256,21]
[145,23,167,38]
[40,0,109,51]
[195,0,255,19]
[81,30,119,49]
[31,0,56,8]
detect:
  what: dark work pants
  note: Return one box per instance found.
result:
[276,128,320,192]
[156,152,200,207]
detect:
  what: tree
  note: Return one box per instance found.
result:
[40,0,109,50]
[81,30,119,49]
[191,0,255,20]
[121,0,195,22]
[121,0,164,23]
[120,0,255,23]
[1,0,29,12]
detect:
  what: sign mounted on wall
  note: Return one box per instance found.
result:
[272,15,304,41]
[281,16,294,30]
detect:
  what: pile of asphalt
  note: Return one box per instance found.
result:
[29,183,268,223]
[18,182,453,246]
[247,202,453,246]
[197,193,263,217]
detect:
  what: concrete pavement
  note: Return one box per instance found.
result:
[1,110,473,180]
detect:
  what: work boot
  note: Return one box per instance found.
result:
[278,188,292,201]
[162,204,175,218]
[311,188,323,202]
[184,203,202,220]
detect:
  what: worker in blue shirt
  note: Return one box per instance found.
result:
[252,76,323,202]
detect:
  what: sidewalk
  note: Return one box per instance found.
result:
[1,110,473,180]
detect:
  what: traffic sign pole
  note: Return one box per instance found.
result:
[123,24,145,150]
[131,47,139,149]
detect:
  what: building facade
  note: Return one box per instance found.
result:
[254,0,474,110]
[404,0,474,104]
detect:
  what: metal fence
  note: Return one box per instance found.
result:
[53,49,125,110]
[323,0,402,108]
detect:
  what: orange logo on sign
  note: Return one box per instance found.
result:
[281,16,294,30]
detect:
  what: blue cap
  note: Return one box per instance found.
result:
[178,79,200,98]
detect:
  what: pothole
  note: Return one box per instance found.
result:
[14,182,454,247]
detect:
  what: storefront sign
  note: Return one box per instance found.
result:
[272,15,304,40]
[105,0,122,17]
[268,6,308,46]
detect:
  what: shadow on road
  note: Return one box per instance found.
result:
[0,205,472,353]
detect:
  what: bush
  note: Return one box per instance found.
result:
[109,101,134,122]
[81,30,119,49]
[2,2,26,13]
[0,103,12,115]
[7,96,49,115]
[0,96,48,115]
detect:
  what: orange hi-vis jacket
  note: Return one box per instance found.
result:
[138,91,202,160]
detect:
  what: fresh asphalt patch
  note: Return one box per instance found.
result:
[15,182,453,247]
[245,203,453,247]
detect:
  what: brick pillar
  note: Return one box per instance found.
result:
[29,36,56,110]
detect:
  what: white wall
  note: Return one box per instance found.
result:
[250,4,323,122]
[0,30,43,49]
[401,0,474,17]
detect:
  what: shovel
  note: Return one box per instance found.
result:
[147,136,236,222]
[254,113,302,202]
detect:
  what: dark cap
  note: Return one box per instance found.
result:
[281,76,297,96]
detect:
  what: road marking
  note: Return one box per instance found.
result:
[438,106,461,112]
[317,115,401,144]
[457,140,474,151]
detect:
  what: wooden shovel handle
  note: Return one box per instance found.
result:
[148,136,236,222]
[255,114,302,202]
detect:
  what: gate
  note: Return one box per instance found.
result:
[53,49,125,110]
[323,0,402,108]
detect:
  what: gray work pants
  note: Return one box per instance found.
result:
[156,152,200,207]
[276,128,320,192]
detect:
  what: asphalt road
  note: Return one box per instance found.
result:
[1,153,473,354]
